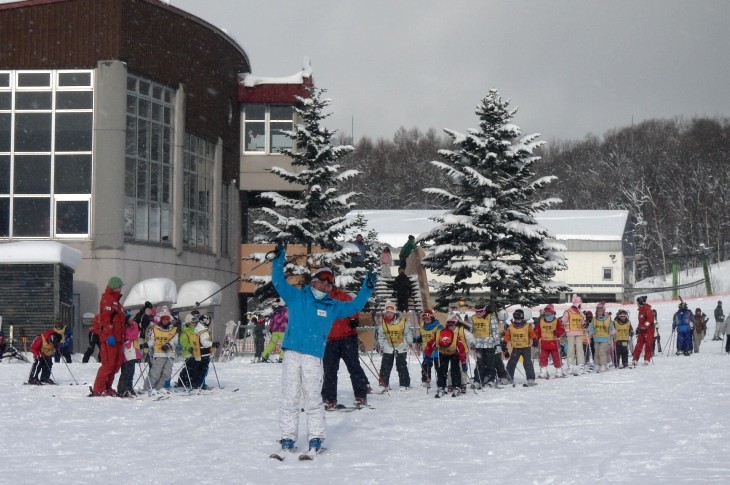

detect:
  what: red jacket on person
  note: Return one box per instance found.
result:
[97,286,126,343]
[327,287,359,342]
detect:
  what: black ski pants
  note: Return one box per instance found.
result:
[435,353,461,390]
[474,347,497,384]
[82,332,100,363]
[117,359,137,395]
[30,356,53,381]
[506,347,536,381]
[616,340,630,367]
[379,350,410,388]
[321,335,370,401]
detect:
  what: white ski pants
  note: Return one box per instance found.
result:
[279,350,325,443]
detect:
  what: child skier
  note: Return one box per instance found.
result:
[177,313,198,389]
[672,302,694,356]
[589,301,614,373]
[414,309,442,389]
[191,314,219,390]
[563,295,586,375]
[613,309,633,368]
[117,310,142,397]
[504,309,538,386]
[425,314,467,398]
[534,304,566,378]
[633,296,656,365]
[469,302,502,388]
[376,300,413,392]
[28,327,63,384]
[252,314,266,362]
[261,299,287,363]
[146,306,179,392]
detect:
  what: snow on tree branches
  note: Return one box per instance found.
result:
[420,89,569,308]
[250,86,366,291]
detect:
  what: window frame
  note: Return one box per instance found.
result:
[242,104,294,155]
[602,267,613,281]
[0,69,94,240]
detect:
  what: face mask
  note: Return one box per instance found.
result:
[544,314,555,322]
[311,287,328,300]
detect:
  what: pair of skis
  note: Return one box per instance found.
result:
[270,447,326,461]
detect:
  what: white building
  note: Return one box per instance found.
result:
[347,209,634,303]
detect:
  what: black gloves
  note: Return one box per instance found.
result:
[141,342,149,349]
[162,343,172,352]
[349,318,359,329]
[212,341,220,349]
[365,272,377,289]
[532,338,539,348]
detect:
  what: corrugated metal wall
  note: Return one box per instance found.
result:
[0,263,74,342]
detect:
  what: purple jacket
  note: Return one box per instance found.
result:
[269,307,289,333]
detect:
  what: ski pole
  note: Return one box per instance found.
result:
[210,357,222,389]
[358,354,380,383]
[134,360,150,389]
[60,357,79,385]
[40,357,58,384]
[195,253,276,308]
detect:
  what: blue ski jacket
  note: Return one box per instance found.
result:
[272,249,374,359]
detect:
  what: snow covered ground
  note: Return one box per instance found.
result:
[1,291,729,484]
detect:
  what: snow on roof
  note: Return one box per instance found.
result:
[0,241,82,269]
[123,278,177,308]
[241,58,313,87]
[536,210,629,241]
[174,280,222,309]
[346,210,441,248]
[347,209,629,247]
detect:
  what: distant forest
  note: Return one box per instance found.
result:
[337,117,730,280]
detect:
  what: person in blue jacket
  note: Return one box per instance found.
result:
[271,243,376,455]
[672,302,694,356]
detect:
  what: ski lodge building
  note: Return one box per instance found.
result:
[0,0,311,349]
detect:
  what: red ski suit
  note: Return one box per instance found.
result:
[633,303,655,362]
[92,286,126,394]
[535,316,565,367]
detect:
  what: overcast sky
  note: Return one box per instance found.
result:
[10,0,730,143]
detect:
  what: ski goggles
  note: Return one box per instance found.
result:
[312,271,335,284]
[475,308,487,316]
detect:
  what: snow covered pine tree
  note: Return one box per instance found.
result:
[420,89,569,308]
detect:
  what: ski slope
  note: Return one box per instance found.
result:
[0,294,728,484]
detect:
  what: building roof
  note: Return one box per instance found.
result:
[0,241,82,269]
[346,209,630,248]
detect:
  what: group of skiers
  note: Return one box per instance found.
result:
[24,276,220,397]
[370,294,669,398]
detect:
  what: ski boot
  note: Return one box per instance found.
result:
[539,367,548,379]
[434,387,446,398]
[308,438,323,453]
[524,379,538,387]
[280,438,295,451]
[323,400,337,411]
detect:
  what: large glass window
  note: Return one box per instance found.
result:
[243,104,293,154]
[0,70,93,239]
[183,134,215,251]
[124,74,174,244]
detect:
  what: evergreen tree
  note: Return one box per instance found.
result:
[250,86,363,290]
[421,89,569,308]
